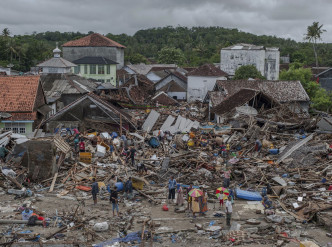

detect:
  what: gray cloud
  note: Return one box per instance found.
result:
[0,0,330,42]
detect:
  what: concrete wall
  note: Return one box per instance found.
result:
[220,48,280,80]
[187,75,226,102]
[20,140,57,180]
[167,92,186,100]
[0,122,33,135]
[63,46,124,69]
[220,49,265,77]
[41,67,71,74]
[265,49,280,80]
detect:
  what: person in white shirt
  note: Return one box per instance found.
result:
[225,196,233,227]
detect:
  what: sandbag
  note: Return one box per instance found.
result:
[93,222,109,232]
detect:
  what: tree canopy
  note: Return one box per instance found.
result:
[1,25,332,72]
[157,47,186,65]
[280,65,332,112]
[233,65,265,80]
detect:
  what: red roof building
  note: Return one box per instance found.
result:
[62,33,125,69]
[0,75,47,134]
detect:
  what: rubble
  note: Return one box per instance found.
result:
[0,99,331,246]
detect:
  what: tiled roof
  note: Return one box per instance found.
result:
[73,56,118,65]
[159,80,186,92]
[187,64,228,77]
[0,75,41,113]
[6,112,37,121]
[171,71,187,83]
[152,92,178,106]
[62,33,126,48]
[216,80,310,102]
[37,57,77,68]
[126,64,177,75]
[212,89,259,115]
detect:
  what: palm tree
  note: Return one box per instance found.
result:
[2,28,10,38]
[305,22,326,68]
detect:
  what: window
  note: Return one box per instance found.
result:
[49,67,58,73]
[98,65,105,74]
[90,65,96,74]
[84,65,88,74]
[106,79,111,83]
[98,79,105,83]
[173,96,178,99]
[74,66,80,74]
[106,65,110,74]
[4,122,26,134]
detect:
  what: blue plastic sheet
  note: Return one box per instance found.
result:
[93,231,147,247]
[235,188,262,201]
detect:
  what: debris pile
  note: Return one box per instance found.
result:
[0,102,331,246]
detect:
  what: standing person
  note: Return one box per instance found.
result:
[225,196,233,227]
[91,178,99,206]
[121,134,128,149]
[187,184,193,212]
[124,177,133,199]
[110,186,119,217]
[176,184,184,206]
[79,139,85,152]
[129,146,136,167]
[192,196,201,218]
[168,176,177,204]
[223,166,231,188]
[0,145,9,163]
[201,190,208,215]
[74,137,79,152]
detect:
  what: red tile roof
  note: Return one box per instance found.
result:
[62,33,126,48]
[6,112,37,121]
[187,63,228,77]
[0,75,41,114]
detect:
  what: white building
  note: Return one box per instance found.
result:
[220,43,280,80]
[37,44,76,74]
[187,64,228,102]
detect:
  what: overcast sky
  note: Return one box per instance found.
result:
[0,0,330,42]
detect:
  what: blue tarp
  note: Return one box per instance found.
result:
[235,188,262,201]
[148,137,160,148]
[93,231,147,247]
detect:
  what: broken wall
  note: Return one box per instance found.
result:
[18,140,57,181]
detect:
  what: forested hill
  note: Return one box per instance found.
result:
[1,26,332,71]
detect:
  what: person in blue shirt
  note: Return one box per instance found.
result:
[168,176,177,204]
[91,178,99,206]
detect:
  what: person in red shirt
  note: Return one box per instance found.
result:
[79,139,85,152]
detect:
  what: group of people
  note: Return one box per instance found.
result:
[91,176,134,217]
[168,166,234,226]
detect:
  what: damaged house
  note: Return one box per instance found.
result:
[187,63,228,102]
[209,80,310,123]
[0,75,48,135]
[43,93,137,133]
[154,71,188,100]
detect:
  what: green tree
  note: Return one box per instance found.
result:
[2,28,10,38]
[233,65,265,80]
[280,64,332,111]
[157,47,186,65]
[126,53,148,64]
[305,22,326,68]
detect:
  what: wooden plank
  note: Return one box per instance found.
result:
[49,172,58,192]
